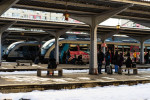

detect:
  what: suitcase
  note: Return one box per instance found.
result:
[106,65,113,74]
[118,67,122,74]
[132,63,136,68]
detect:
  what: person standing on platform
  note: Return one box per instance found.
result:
[125,56,132,68]
[111,50,114,64]
[97,49,104,74]
[63,51,67,64]
[145,52,149,64]
[127,50,130,57]
[105,50,110,73]
[114,51,119,73]
[118,53,124,68]
[133,50,137,63]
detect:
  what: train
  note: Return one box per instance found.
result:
[3,41,40,61]
[40,39,150,63]
[3,39,150,63]
[40,38,90,63]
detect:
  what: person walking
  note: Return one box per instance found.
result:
[97,49,104,74]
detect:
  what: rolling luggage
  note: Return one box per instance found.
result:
[132,63,136,68]
[118,67,122,74]
[106,64,113,74]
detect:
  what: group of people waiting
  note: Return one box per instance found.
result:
[97,49,136,74]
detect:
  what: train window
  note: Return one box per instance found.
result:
[44,43,53,49]
[8,44,15,50]
[28,46,38,51]
[70,47,78,51]
[80,46,88,49]
[17,46,23,51]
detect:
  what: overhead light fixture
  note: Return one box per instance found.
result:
[116,19,121,29]
[64,12,69,21]
[64,0,69,21]
[21,32,24,35]
[116,25,120,30]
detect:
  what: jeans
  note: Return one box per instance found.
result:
[115,65,118,73]
[105,61,110,73]
[98,62,102,74]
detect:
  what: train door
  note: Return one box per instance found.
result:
[28,46,39,61]
[14,46,23,59]
[14,46,28,60]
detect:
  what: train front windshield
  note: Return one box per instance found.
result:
[42,40,54,49]
[41,38,64,56]
[41,39,55,56]
[5,41,24,54]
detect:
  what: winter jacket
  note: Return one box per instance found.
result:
[125,57,132,68]
[98,52,104,63]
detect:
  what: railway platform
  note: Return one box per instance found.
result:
[0,62,150,71]
[0,62,150,93]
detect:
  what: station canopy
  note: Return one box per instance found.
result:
[1,0,150,43]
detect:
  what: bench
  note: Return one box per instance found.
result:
[37,68,63,77]
[16,60,33,66]
[118,67,138,75]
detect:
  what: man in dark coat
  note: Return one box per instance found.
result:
[145,52,149,64]
[62,51,67,64]
[105,50,110,73]
[114,51,119,73]
[111,50,114,64]
[97,49,104,74]
[125,56,132,68]
[127,50,130,57]
[118,53,124,68]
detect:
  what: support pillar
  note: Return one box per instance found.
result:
[0,21,16,66]
[140,41,144,64]
[89,24,98,74]
[55,36,59,64]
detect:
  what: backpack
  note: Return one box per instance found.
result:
[48,59,57,69]
[117,55,120,62]
[108,55,110,60]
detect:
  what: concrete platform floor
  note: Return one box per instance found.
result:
[1,62,150,70]
[0,62,150,93]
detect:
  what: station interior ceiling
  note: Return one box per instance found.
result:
[1,0,150,44]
